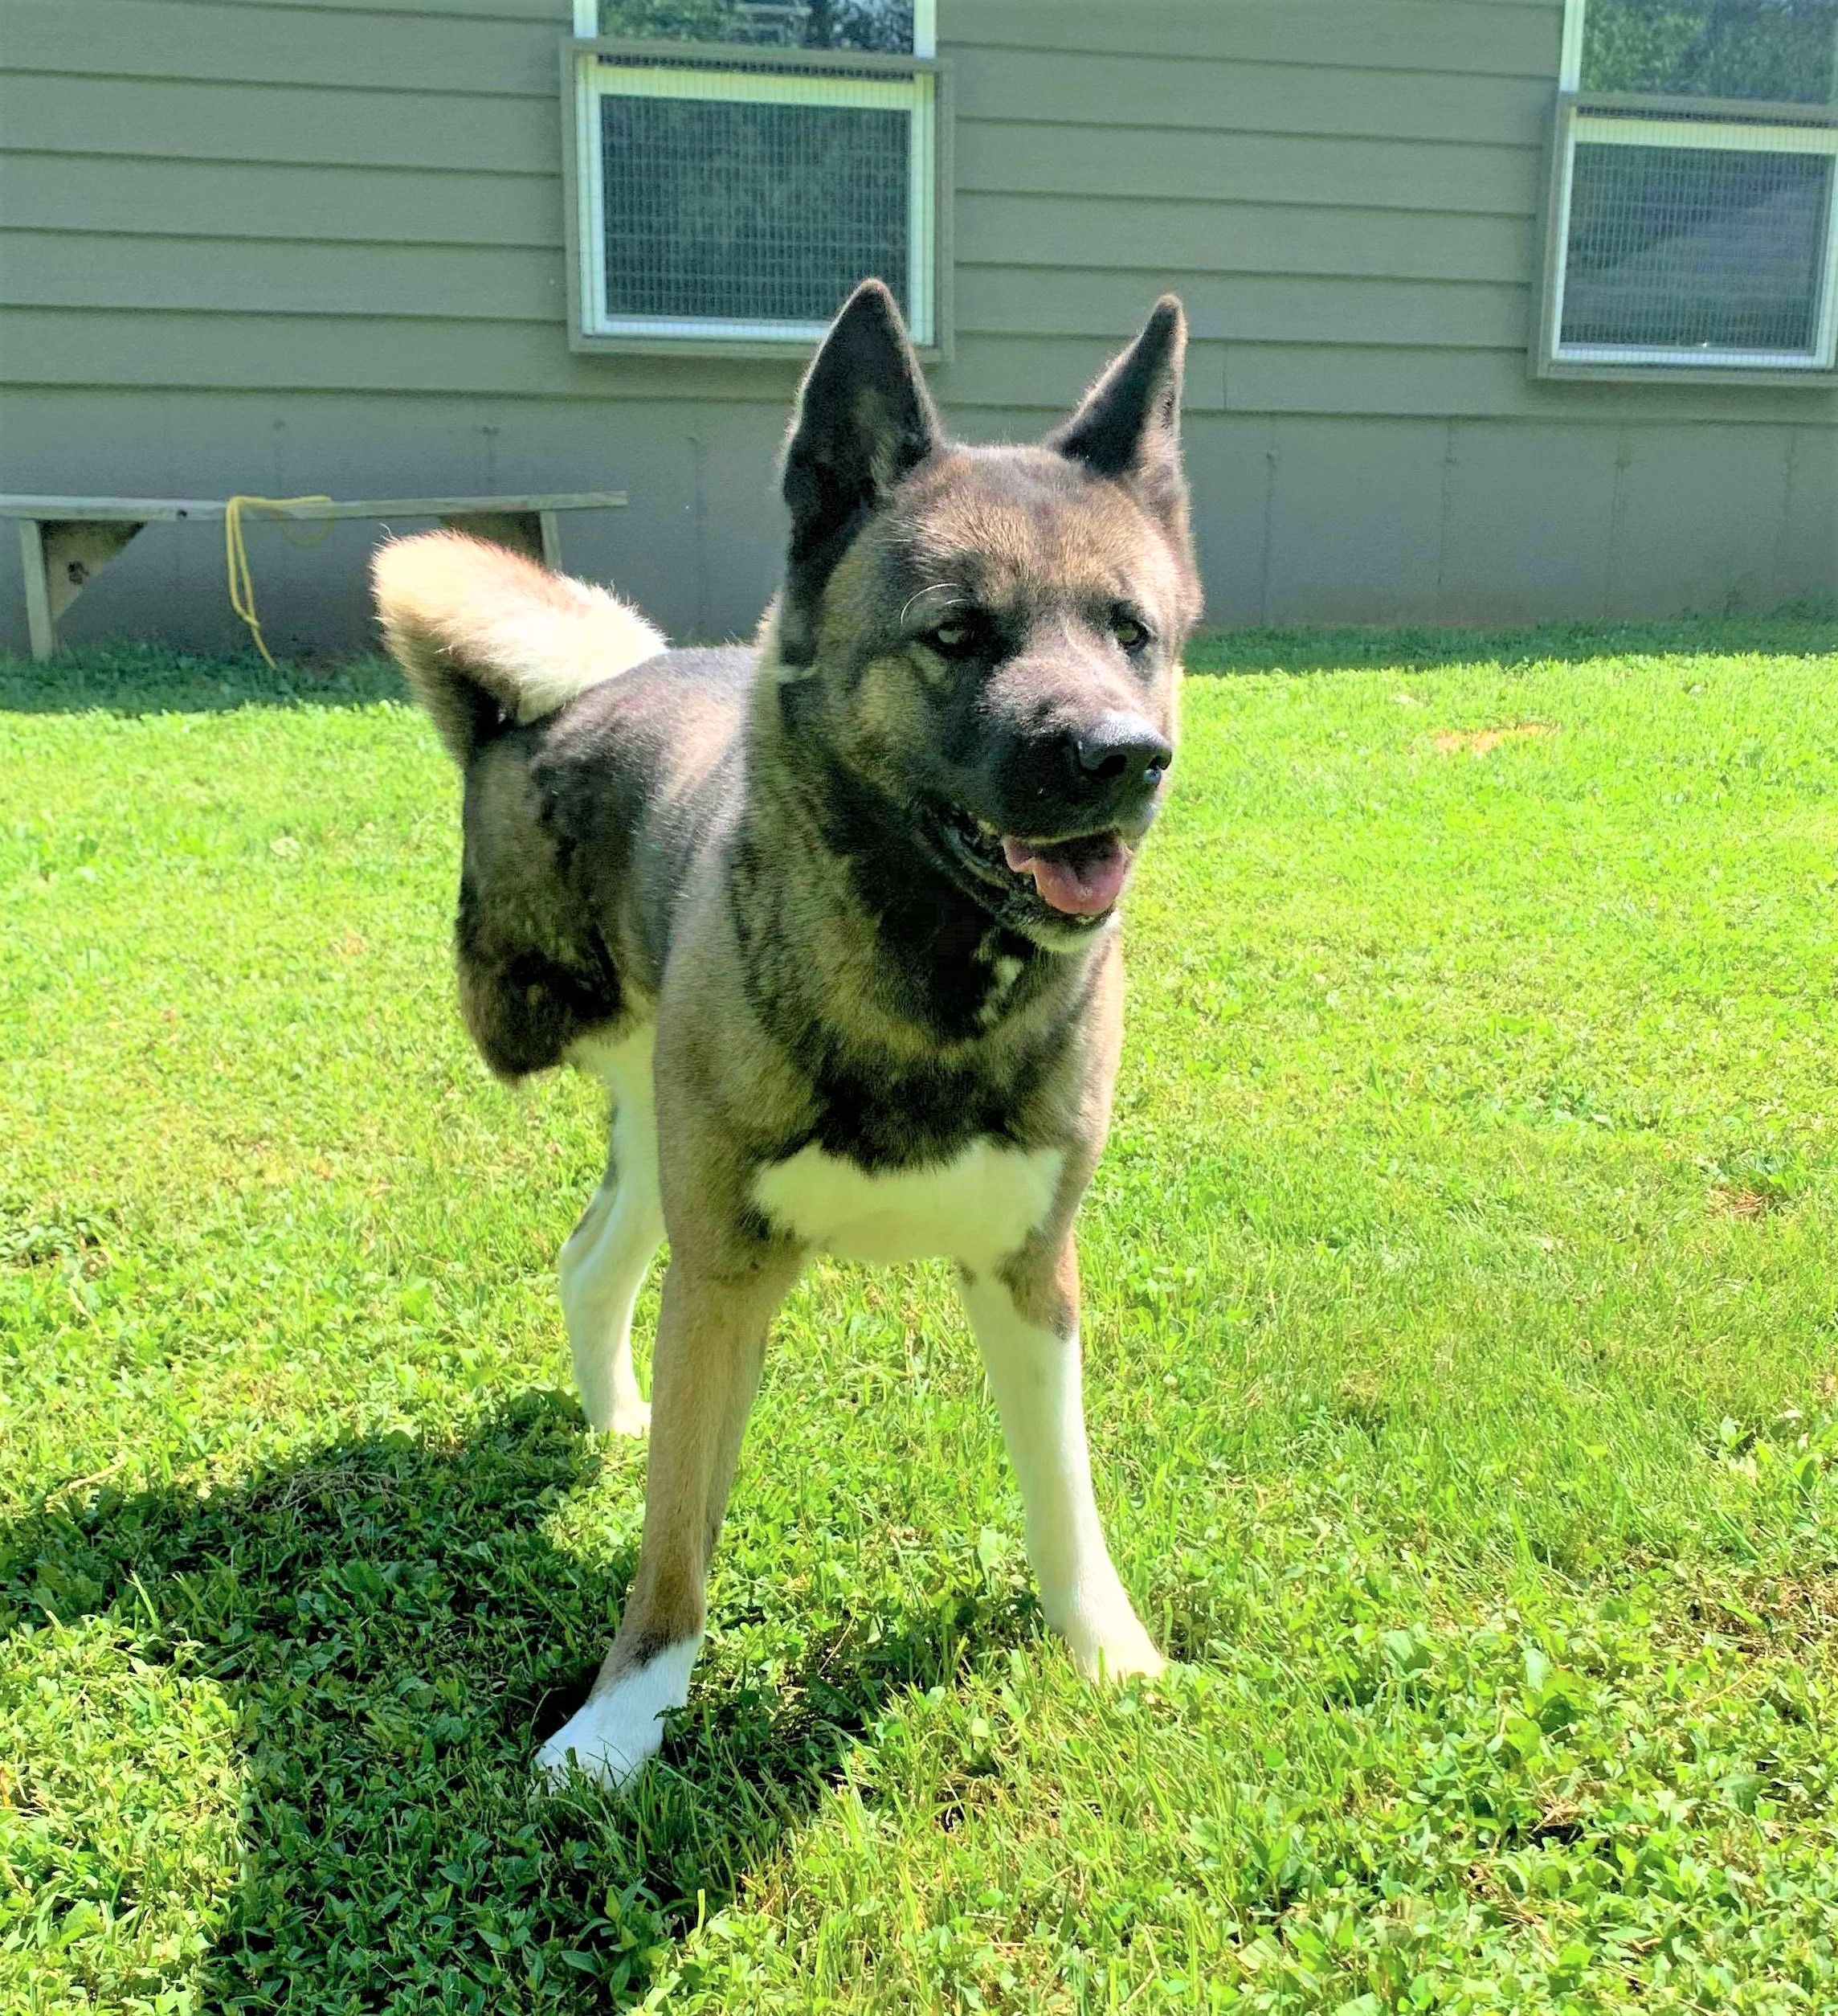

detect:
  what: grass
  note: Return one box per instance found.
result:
[3,618,1838,2013]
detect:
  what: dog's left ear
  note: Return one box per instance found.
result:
[780,278,941,660]
[1048,295,1189,545]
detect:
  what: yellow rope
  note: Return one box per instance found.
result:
[225,495,333,669]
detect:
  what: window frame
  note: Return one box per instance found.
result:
[1534,0,1838,385]
[560,28,952,360]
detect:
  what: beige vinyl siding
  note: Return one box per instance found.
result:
[948,51,1556,149]
[1,0,1832,652]
[958,124,1539,215]
[0,71,560,173]
[2,155,562,247]
[0,1,570,94]
[943,0,1562,69]
[8,0,1831,421]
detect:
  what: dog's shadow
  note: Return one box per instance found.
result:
[1,1391,1031,2008]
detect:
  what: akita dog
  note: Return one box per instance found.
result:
[372,280,1201,1789]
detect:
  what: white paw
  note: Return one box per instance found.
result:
[1060,1609,1165,1685]
[578,1388,650,1437]
[606,1396,650,1438]
[535,1637,699,1789]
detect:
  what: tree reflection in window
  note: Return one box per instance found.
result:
[1580,0,1838,106]
[598,0,915,51]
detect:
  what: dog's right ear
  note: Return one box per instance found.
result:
[779,278,941,663]
[1047,295,1189,549]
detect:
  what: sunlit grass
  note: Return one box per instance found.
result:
[4,621,1837,2012]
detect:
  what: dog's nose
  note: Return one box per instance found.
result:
[1072,714,1173,793]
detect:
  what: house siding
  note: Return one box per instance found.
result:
[1,0,1832,656]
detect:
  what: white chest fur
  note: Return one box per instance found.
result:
[752,1138,1065,1271]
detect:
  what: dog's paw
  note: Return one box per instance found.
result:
[579,1392,651,1437]
[535,1699,656,1790]
[1062,1613,1165,1685]
[535,1638,699,1790]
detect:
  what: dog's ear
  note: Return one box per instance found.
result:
[779,278,941,662]
[1048,295,1189,544]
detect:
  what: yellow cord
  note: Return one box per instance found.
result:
[225,495,333,669]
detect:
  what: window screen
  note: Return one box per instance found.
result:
[1561,140,1832,350]
[600,92,909,324]
[570,44,939,348]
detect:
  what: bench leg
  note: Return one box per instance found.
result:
[18,521,54,661]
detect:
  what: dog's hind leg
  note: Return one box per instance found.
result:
[537,1253,797,1788]
[960,1239,1163,1683]
[560,1028,664,1437]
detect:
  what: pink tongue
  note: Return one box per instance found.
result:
[1000,834,1130,916]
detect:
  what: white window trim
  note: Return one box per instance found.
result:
[571,2,933,55]
[563,11,944,355]
[1557,0,1585,92]
[1550,111,1838,372]
[1538,0,1838,381]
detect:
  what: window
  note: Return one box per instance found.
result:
[1537,0,1838,380]
[563,0,948,355]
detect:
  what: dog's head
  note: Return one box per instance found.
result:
[774,280,1201,951]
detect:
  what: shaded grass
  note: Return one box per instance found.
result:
[0,640,403,716]
[4,622,1838,2012]
[6,614,1833,714]
[1184,612,1838,677]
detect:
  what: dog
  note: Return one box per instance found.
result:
[371,280,1202,1788]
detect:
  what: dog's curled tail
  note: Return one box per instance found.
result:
[371,530,666,764]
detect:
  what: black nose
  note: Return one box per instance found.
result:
[1073,713,1173,792]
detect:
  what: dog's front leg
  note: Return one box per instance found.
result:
[559,1155,664,1438]
[537,1254,794,1788]
[960,1239,1163,1683]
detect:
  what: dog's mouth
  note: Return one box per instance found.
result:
[935,805,1135,925]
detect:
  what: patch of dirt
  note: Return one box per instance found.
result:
[1663,1572,1838,1654]
[1709,1184,1779,1220]
[1433,724,1557,755]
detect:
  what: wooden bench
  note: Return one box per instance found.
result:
[0,490,629,660]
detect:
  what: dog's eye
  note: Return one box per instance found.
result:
[926,620,979,656]
[1113,614,1151,653]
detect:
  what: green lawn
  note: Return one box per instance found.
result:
[4,621,1838,2014]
